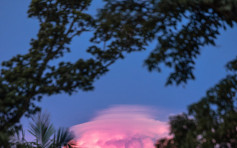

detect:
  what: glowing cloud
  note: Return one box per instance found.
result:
[70,105,170,148]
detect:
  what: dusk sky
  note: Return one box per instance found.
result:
[1,0,237,145]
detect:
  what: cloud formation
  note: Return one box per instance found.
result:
[70,105,169,148]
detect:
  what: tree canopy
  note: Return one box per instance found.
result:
[91,0,237,85]
[0,0,108,144]
[1,0,237,146]
[156,57,237,147]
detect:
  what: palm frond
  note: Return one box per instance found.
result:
[28,112,55,148]
[52,127,74,148]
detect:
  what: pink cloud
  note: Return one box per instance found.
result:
[70,105,170,148]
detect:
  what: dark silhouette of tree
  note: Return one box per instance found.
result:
[0,0,109,145]
[186,62,237,147]
[91,0,237,85]
[1,0,237,146]
[156,58,237,147]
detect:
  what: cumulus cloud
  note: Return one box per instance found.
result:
[70,105,170,148]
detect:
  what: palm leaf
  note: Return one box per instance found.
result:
[28,112,55,148]
[52,127,74,148]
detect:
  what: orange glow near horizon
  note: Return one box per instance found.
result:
[70,105,170,148]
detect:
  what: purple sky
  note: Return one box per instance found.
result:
[1,0,237,132]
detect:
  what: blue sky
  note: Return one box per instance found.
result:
[1,0,237,131]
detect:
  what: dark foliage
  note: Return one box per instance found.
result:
[1,0,237,146]
[156,57,237,147]
[91,0,237,85]
[0,0,109,145]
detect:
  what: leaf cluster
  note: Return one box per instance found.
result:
[0,0,108,145]
[156,57,237,147]
[9,112,75,148]
[91,0,237,85]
